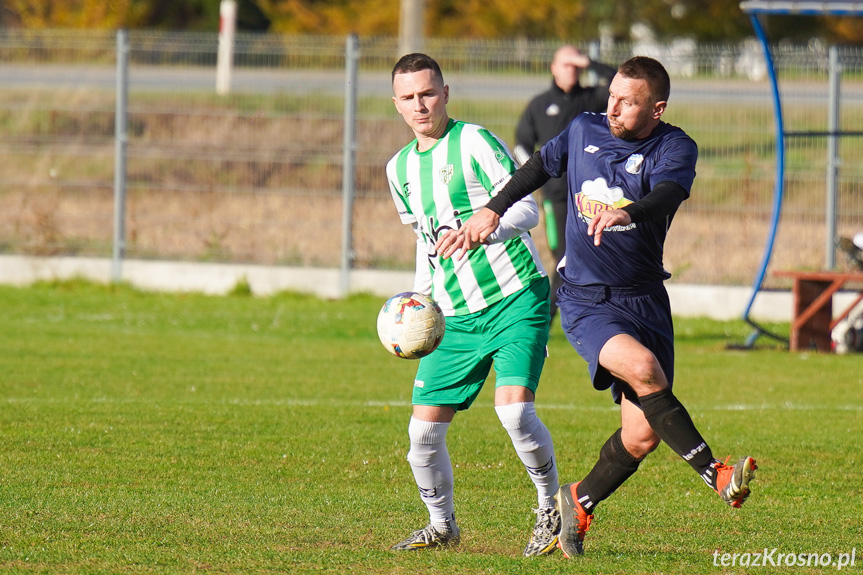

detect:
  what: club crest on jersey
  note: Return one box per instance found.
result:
[402,182,411,197]
[546,103,560,116]
[439,164,454,184]
[625,154,645,174]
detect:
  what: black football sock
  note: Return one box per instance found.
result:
[576,428,641,514]
[639,388,716,483]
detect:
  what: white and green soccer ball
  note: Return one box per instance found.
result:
[377,292,445,359]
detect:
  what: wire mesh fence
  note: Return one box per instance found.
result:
[0,30,861,287]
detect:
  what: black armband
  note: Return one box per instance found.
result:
[620,181,688,223]
[485,151,551,216]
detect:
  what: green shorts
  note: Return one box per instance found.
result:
[412,277,550,411]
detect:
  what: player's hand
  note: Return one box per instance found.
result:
[435,229,475,261]
[436,208,501,260]
[587,209,631,246]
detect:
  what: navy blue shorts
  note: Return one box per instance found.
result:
[557,281,674,405]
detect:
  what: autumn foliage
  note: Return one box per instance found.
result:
[1,0,861,43]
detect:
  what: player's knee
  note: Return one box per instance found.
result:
[622,432,660,460]
[625,353,667,394]
[495,401,535,430]
[407,417,448,466]
[633,436,660,459]
[495,402,541,445]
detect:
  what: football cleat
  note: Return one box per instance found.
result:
[523,506,561,557]
[556,482,593,557]
[714,456,758,508]
[390,519,460,551]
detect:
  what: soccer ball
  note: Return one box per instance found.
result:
[377,292,445,359]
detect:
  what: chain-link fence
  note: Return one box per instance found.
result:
[0,30,861,287]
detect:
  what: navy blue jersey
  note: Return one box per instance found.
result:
[540,112,697,287]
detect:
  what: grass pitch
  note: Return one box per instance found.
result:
[0,281,861,574]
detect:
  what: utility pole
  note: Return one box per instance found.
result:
[216,0,237,95]
[112,29,129,283]
[398,0,424,56]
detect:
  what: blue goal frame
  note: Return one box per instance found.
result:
[738,1,863,348]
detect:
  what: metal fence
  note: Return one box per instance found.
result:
[0,29,861,288]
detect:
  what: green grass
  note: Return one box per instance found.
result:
[0,280,861,574]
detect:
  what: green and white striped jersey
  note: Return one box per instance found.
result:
[386,119,546,316]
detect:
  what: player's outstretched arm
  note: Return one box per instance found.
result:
[437,151,550,260]
[436,208,500,260]
[589,180,689,245]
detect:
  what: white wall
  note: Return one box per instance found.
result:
[3,254,859,323]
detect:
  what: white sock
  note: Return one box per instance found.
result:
[407,417,456,529]
[495,402,559,509]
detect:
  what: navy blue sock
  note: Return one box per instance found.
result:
[577,428,641,513]
[639,388,715,479]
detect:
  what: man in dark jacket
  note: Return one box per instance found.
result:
[515,45,616,321]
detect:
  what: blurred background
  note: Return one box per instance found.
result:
[0,0,861,288]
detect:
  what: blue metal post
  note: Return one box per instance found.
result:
[741,14,786,346]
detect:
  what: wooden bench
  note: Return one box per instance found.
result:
[773,270,863,352]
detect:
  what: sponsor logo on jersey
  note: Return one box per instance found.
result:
[492,176,509,189]
[625,154,645,174]
[574,177,635,231]
[414,379,425,388]
[494,149,506,164]
[546,103,560,116]
[584,145,599,153]
[439,164,453,184]
[423,213,462,269]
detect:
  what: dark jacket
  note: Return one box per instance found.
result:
[515,61,617,202]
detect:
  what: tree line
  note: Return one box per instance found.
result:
[1,0,860,44]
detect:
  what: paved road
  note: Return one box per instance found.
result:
[2,64,862,105]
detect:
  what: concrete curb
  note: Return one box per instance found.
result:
[2,254,859,322]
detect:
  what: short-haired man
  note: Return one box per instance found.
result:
[384,53,561,556]
[439,56,758,558]
[515,45,616,322]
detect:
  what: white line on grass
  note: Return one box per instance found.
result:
[4,397,863,411]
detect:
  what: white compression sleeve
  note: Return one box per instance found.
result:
[411,225,432,294]
[483,195,540,244]
[495,402,559,508]
[406,417,455,527]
